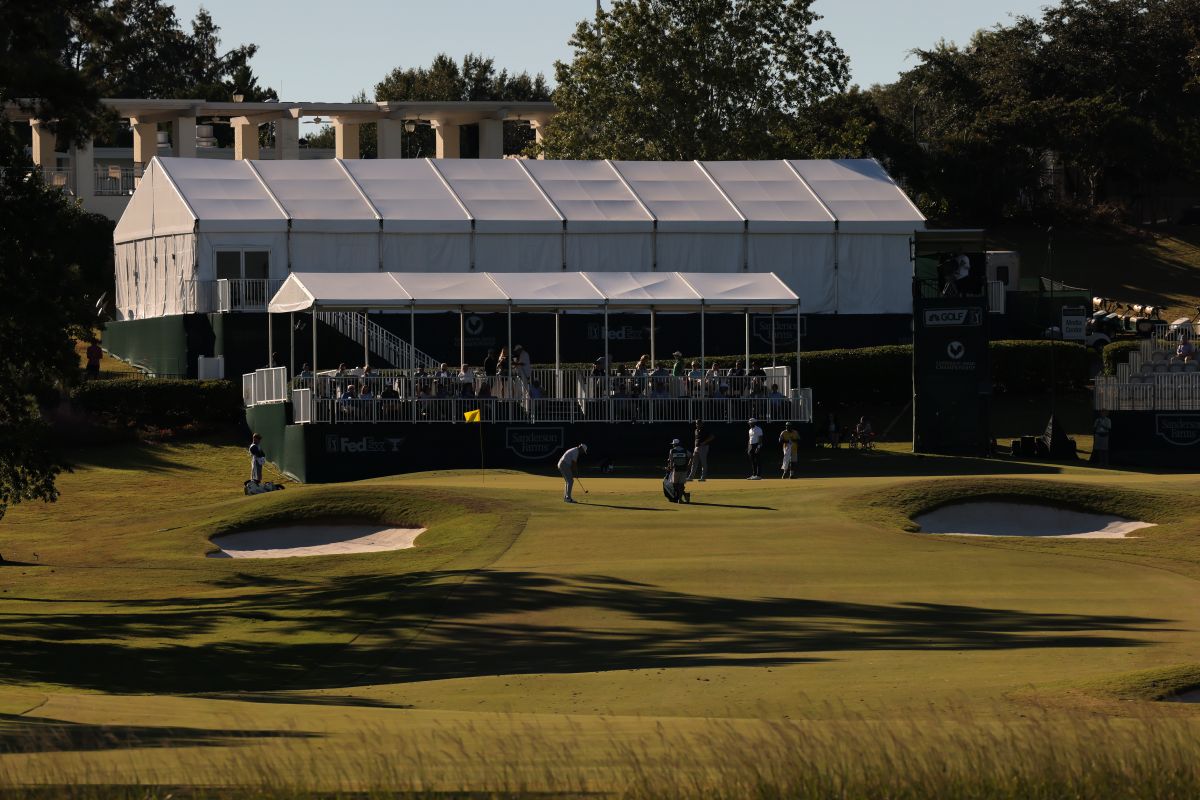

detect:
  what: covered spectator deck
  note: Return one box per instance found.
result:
[248,271,808,425]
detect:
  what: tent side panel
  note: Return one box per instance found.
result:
[381,233,471,271]
[748,234,836,314]
[289,232,380,272]
[564,233,652,272]
[655,233,742,272]
[474,233,561,272]
[835,234,913,314]
[114,242,137,320]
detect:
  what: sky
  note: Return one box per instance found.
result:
[169,0,1053,101]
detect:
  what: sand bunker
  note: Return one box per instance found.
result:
[914,502,1154,539]
[208,524,425,559]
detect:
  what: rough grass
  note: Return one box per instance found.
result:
[3,440,1200,795]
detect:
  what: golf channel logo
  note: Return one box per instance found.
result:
[506,427,565,460]
[946,340,966,360]
[923,307,983,327]
[1155,414,1200,446]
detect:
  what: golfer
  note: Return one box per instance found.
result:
[558,443,587,503]
[248,433,266,484]
[690,419,714,482]
[779,422,800,479]
[666,438,692,504]
[747,418,763,480]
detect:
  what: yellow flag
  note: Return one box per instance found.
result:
[463,409,481,423]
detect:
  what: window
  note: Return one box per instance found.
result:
[215,249,270,280]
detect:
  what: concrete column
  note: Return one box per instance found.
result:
[29,120,57,167]
[334,121,360,159]
[276,117,300,160]
[530,118,550,159]
[234,121,260,160]
[432,119,460,159]
[172,116,196,158]
[71,139,95,202]
[377,118,403,159]
[131,120,157,166]
[479,118,504,159]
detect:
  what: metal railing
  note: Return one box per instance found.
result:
[1095,374,1200,411]
[217,279,284,312]
[243,367,288,407]
[987,280,1006,314]
[292,388,312,423]
[317,311,440,371]
[94,166,141,196]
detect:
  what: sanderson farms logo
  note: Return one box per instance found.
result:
[506,427,565,460]
[1155,414,1200,446]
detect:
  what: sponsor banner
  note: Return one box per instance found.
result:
[506,427,565,460]
[922,307,983,327]
[1156,414,1200,446]
[324,434,406,454]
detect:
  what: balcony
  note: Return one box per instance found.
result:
[181,279,284,313]
[94,165,142,196]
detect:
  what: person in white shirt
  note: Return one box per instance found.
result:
[514,345,533,384]
[746,418,764,479]
[557,443,587,503]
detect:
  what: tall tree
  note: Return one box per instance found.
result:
[542,0,849,160]
[0,1,112,523]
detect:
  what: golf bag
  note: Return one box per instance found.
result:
[244,480,285,496]
[662,471,690,504]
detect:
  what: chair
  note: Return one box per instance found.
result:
[1152,350,1168,362]
[107,165,122,180]
[1170,363,1184,373]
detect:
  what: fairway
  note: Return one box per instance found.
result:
[2,441,1200,795]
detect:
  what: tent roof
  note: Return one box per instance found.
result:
[269,271,798,313]
[120,157,926,244]
[431,160,562,234]
[787,159,925,234]
[700,160,835,233]
[341,159,471,233]
[611,161,744,233]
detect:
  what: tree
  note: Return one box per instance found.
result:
[1,2,112,523]
[375,53,550,157]
[541,0,849,160]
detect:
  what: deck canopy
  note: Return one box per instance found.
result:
[269,271,799,314]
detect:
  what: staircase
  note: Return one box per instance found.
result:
[318,311,440,370]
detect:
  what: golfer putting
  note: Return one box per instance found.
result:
[663,438,692,504]
[558,443,587,503]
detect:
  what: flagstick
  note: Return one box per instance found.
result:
[479,418,485,485]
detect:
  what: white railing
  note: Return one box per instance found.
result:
[182,280,217,313]
[244,367,288,407]
[94,165,141,196]
[292,388,312,423]
[1094,374,1200,411]
[987,280,1007,314]
[217,279,283,312]
[318,311,440,371]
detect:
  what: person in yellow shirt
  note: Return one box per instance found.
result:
[778,422,801,479]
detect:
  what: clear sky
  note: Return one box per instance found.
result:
[169,0,1052,101]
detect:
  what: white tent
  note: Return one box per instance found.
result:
[113,156,924,321]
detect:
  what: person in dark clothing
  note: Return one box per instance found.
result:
[249,433,267,483]
[483,349,498,377]
[689,419,714,481]
[666,438,691,503]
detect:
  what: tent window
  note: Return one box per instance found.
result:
[215,249,270,280]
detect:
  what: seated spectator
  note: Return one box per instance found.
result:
[380,384,399,399]
[476,381,493,399]
[768,383,784,399]
[727,360,746,396]
[529,379,544,399]
[1178,336,1195,361]
[359,382,374,400]
[852,416,875,448]
[299,362,312,378]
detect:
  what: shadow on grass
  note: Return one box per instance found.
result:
[0,713,313,755]
[0,571,1171,695]
[687,501,777,510]
[65,441,205,473]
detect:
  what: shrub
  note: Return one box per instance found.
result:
[1102,339,1142,375]
[70,379,243,433]
[989,339,1089,393]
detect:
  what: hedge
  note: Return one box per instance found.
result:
[1102,339,1142,375]
[70,379,243,431]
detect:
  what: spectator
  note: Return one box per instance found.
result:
[768,383,786,419]
[727,360,746,396]
[476,381,493,399]
[84,341,102,379]
[380,384,400,400]
[671,351,685,378]
[483,348,498,377]
[359,381,374,400]
[632,355,649,395]
[435,362,453,397]
[687,361,703,395]
[1177,335,1195,362]
[748,361,767,395]
[514,345,533,384]
[651,363,670,395]
[529,379,544,399]
[826,412,840,448]
[853,416,874,449]
[299,363,312,378]
[746,418,763,479]
[1092,410,1112,466]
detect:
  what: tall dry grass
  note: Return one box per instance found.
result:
[1,701,1199,798]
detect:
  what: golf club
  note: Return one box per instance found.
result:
[575,475,590,494]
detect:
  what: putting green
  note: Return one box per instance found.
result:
[1,440,1199,793]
